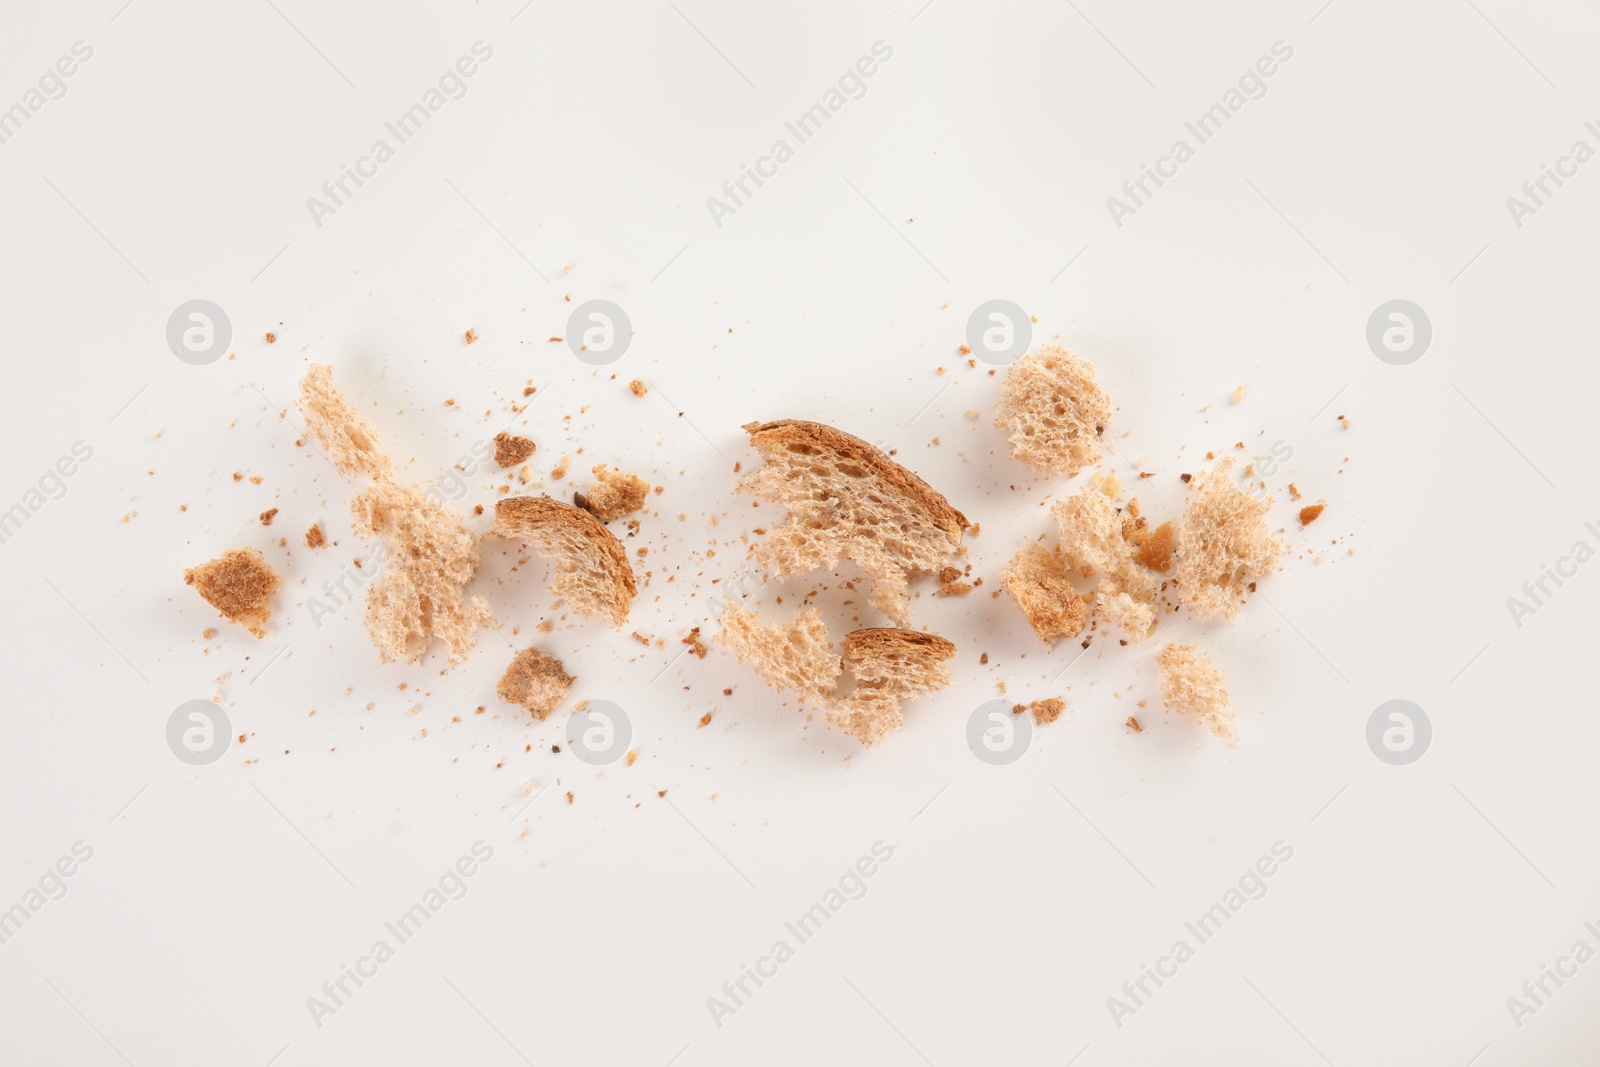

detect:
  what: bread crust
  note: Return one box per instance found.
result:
[494,496,637,626]
[743,420,970,536]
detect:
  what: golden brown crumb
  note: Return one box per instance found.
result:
[1288,482,1302,500]
[629,379,648,397]
[265,332,277,344]
[1029,697,1065,724]
[565,791,574,805]
[202,628,216,640]
[577,464,650,521]
[1126,716,1142,733]
[626,748,638,766]
[304,523,325,548]
[259,508,278,526]
[683,627,709,659]
[184,547,282,638]
[1133,521,1174,572]
[496,648,575,721]
[697,712,712,728]
[493,432,536,469]
[464,327,478,344]
[1299,503,1326,526]
[1231,386,1244,404]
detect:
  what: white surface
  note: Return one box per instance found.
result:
[2,1,1597,1064]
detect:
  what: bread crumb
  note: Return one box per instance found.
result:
[1029,697,1065,724]
[1001,545,1087,642]
[259,508,278,526]
[1231,386,1245,404]
[697,712,712,728]
[577,464,650,521]
[683,627,709,658]
[496,648,575,721]
[626,748,638,766]
[184,547,282,638]
[1173,459,1283,620]
[493,432,537,468]
[629,380,648,397]
[994,345,1111,476]
[1157,643,1235,745]
[305,523,325,548]
[1126,716,1143,733]
[265,332,277,344]
[464,327,478,344]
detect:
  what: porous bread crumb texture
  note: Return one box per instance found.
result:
[1028,697,1065,724]
[830,628,956,747]
[493,432,536,469]
[1157,642,1236,745]
[493,496,636,626]
[1001,545,1087,642]
[738,419,968,625]
[994,344,1112,477]
[1096,581,1155,642]
[304,523,325,548]
[184,547,281,638]
[1173,459,1283,620]
[1052,487,1153,600]
[715,601,840,706]
[496,647,575,721]
[628,379,648,397]
[296,364,494,665]
[579,464,650,521]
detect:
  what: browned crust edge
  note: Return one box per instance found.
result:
[842,626,957,662]
[492,496,638,602]
[742,419,970,537]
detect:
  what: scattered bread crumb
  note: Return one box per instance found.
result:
[305,524,325,548]
[493,432,537,468]
[994,344,1111,477]
[1157,642,1236,745]
[628,380,648,397]
[577,464,650,521]
[496,648,574,721]
[1299,503,1325,527]
[183,547,281,638]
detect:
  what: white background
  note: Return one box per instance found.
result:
[2,1,1597,1064]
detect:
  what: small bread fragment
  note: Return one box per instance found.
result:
[1157,642,1236,745]
[1299,503,1325,527]
[739,419,969,625]
[628,380,648,397]
[715,601,840,705]
[1001,545,1088,642]
[494,496,637,626]
[296,365,495,665]
[305,523,325,548]
[994,344,1112,476]
[1096,581,1155,642]
[297,363,393,480]
[831,628,956,746]
[1052,487,1153,599]
[578,464,650,521]
[1173,459,1284,619]
[1028,697,1065,724]
[497,648,575,720]
[493,432,537,469]
[184,547,282,638]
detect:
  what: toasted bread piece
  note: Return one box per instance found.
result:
[493,432,537,469]
[738,419,969,625]
[298,363,393,480]
[1157,642,1236,744]
[351,482,495,664]
[994,344,1112,476]
[715,600,840,705]
[1173,459,1283,620]
[1096,581,1155,642]
[493,496,637,626]
[1051,487,1153,599]
[1001,544,1088,642]
[578,464,650,521]
[831,627,956,746]
[296,365,494,665]
[184,547,281,638]
[497,647,575,720]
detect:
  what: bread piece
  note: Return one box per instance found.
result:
[351,482,495,664]
[295,365,494,665]
[994,344,1112,476]
[715,600,840,705]
[1028,697,1065,724]
[831,627,956,746]
[1157,642,1236,744]
[1096,581,1155,642]
[1173,459,1284,620]
[494,496,637,626]
[1001,545,1088,642]
[497,647,575,720]
[493,432,536,468]
[1051,487,1153,599]
[578,464,650,521]
[297,363,393,480]
[184,547,281,638]
[739,419,969,625]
